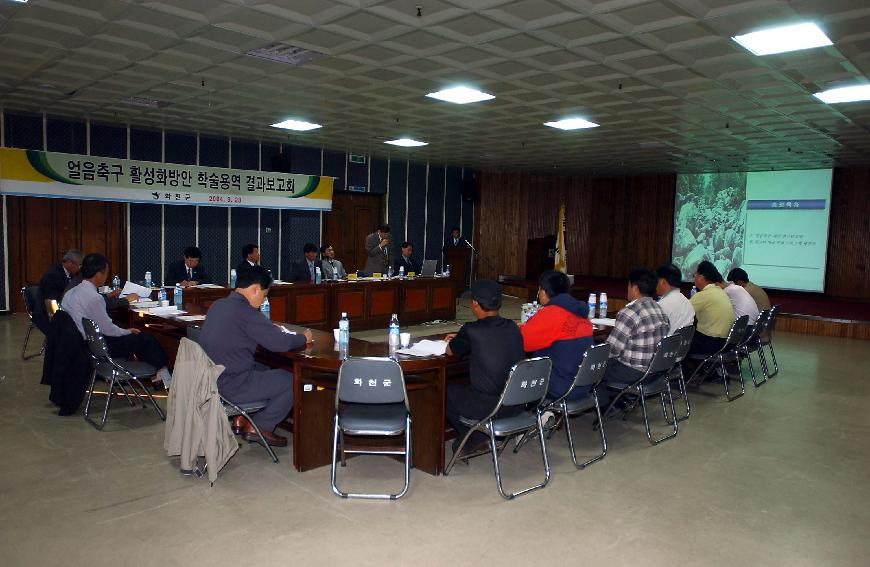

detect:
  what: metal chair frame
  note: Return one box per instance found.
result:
[331,357,411,500]
[20,286,46,360]
[602,334,683,445]
[686,315,750,402]
[445,357,552,500]
[81,318,166,430]
[736,310,772,387]
[185,326,279,463]
[759,305,780,377]
[667,325,696,423]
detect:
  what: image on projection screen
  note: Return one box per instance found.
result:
[672,169,833,292]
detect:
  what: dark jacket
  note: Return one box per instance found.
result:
[41,310,93,416]
[393,254,418,274]
[520,293,593,401]
[289,258,323,282]
[166,259,210,285]
[34,263,70,333]
[235,261,256,278]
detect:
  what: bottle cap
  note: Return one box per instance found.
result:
[342,312,347,317]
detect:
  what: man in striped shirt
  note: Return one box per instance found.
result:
[603,267,670,397]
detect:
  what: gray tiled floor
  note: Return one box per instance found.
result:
[1,308,869,566]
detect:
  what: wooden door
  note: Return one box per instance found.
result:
[322,192,383,274]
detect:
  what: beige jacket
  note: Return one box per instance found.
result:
[164,337,238,482]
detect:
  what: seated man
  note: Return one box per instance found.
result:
[289,242,323,282]
[444,280,524,454]
[235,243,260,277]
[718,277,759,325]
[656,263,695,333]
[393,241,418,274]
[727,268,771,311]
[199,266,313,447]
[62,253,172,386]
[603,268,670,397]
[520,270,593,400]
[35,249,83,332]
[166,246,210,287]
[320,244,347,280]
[688,261,735,356]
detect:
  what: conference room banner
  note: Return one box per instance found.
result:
[0,148,334,210]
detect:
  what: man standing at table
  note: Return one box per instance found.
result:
[200,265,313,447]
[289,243,323,282]
[444,280,524,455]
[235,243,260,277]
[62,253,172,386]
[443,226,464,253]
[320,244,347,280]
[393,241,418,275]
[363,224,391,276]
[166,246,210,287]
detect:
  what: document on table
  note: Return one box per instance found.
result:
[176,315,206,322]
[148,306,186,316]
[130,300,158,308]
[397,339,448,357]
[193,284,224,289]
[277,324,297,334]
[592,318,616,327]
[120,281,152,298]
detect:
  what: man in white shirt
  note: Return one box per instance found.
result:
[717,278,760,324]
[63,253,172,386]
[655,263,695,333]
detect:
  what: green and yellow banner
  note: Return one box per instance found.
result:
[0,148,334,210]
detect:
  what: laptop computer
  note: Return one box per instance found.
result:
[419,259,438,277]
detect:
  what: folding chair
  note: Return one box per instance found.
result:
[603,334,682,445]
[667,325,695,422]
[81,318,166,430]
[736,310,771,387]
[686,315,750,402]
[445,357,552,500]
[544,343,611,469]
[760,305,780,377]
[21,285,45,360]
[186,326,278,463]
[331,357,411,500]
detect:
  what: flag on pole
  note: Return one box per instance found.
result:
[554,203,567,273]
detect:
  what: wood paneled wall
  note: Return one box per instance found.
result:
[826,168,870,300]
[474,171,675,280]
[7,196,127,312]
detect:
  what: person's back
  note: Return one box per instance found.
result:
[658,288,695,333]
[453,315,524,396]
[722,283,759,323]
[691,283,733,338]
[607,296,669,372]
[744,281,771,311]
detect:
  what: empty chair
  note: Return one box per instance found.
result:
[445,357,552,500]
[686,315,750,402]
[186,325,278,464]
[21,285,46,360]
[603,334,683,445]
[760,305,780,377]
[81,318,165,430]
[736,309,771,387]
[667,325,696,422]
[331,357,411,500]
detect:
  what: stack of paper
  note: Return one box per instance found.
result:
[148,306,186,317]
[592,318,616,327]
[131,300,158,308]
[120,281,152,298]
[396,339,448,357]
[176,315,206,322]
[193,284,224,289]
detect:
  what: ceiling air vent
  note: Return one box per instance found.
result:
[245,44,327,66]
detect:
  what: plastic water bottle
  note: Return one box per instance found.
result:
[389,313,400,357]
[339,312,350,348]
[144,271,152,288]
[174,283,183,307]
[445,264,451,277]
[260,296,270,319]
[387,265,394,279]
[398,265,405,279]
[599,292,608,319]
[112,275,121,290]
[690,285,697,298]
[230,269,237,288]
[587,293,597,320]
[157,285,167,304]
[315,266,322,284]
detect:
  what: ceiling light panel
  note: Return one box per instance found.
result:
[426,86,495,104]
[814,85,870,104]
[732,23,833,56]
[385,138,428,147]
[271,119,322,131]
[544,118,600,130]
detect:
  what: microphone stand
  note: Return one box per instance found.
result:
[463,239,498,285]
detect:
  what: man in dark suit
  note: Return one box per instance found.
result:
[236,243,260,277]
[166,246,210,287]
[363,224,391,276]
[34,249,83,332]
[289,243,323,282]
[393,241,418,274]
[442,226,464,254]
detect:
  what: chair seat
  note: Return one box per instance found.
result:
[339,403,407,436]
[223,400,269,416]
[96,360,157,380]
[608,377,668,395]
[461,411,539,437]
[563,396,596,414]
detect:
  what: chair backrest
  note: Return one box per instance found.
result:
[186,325,202,344]
[725,315,750,347]
[673,325,696,363]
[571,343,611,389]
[21,285,40,318]
[81,317,111,360]
[642,334,683,377]
[766,305,780,331]
[501,357,552,407]
[336,357,408,409]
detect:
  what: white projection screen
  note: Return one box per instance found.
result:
[672,169,833,292]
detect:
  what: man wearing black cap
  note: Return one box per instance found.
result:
[444,279,524,455]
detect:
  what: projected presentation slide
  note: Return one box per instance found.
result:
[672,169,833,292]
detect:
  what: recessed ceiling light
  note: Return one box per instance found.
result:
[384,138,428,147]
[426,86,495,104]
[271,119,322,131]
[543,118,599,131]
[814,84,870,104]
[732,22,832,56]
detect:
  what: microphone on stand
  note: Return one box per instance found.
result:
[462,238,477,252]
